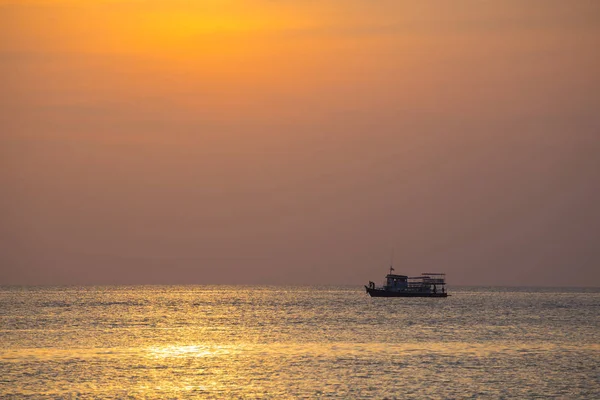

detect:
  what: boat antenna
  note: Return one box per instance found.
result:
[389,249,395,274]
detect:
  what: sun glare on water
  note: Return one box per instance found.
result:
[146,344,240,359]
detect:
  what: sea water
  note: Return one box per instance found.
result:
[1,286,598,398]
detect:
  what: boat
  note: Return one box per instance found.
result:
[365,266,448,297]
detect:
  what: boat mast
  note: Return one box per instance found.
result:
[389,249,395,275]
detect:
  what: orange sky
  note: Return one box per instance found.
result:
[1,1,599,286]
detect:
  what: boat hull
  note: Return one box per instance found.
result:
[365,286,448,297]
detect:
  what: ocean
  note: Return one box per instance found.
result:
[1,286,598,398]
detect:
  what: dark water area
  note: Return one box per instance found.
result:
[1,286,599,398]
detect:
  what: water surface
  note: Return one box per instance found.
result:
[1,286,598,398]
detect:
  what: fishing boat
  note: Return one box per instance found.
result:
[365,266,448,297]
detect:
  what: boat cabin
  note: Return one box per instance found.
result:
[385,274,408,289]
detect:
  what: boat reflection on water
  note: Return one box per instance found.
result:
[366,267,448,297]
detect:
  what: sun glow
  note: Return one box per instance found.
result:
[1,1,324,54]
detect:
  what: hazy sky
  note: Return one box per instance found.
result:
[1,0,599,286]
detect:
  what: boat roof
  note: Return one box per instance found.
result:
[385,274,408,279]
[383,272,446,280]
[409,275,446,281]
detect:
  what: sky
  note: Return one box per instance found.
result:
[1,0,599,286]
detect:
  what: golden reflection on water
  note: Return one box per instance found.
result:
[3,341,598,363]
[147,344,238,358]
